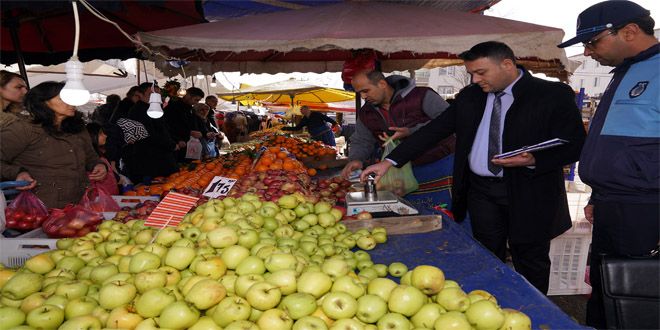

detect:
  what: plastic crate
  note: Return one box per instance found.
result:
[0,238,57,268]
[548,219,593,296]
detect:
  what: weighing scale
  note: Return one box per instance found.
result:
[345,174,418,216]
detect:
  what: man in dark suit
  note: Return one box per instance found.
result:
[362,41,586,293]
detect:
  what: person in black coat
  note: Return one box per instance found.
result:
[362,41,586,293]
[125,83,179,183]
[164,87,205,162]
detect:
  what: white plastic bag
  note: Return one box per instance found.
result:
[185,137,203,160]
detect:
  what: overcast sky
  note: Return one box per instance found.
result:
[485,0,660,56]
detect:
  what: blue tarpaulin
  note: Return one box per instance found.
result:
[367,209,591,330]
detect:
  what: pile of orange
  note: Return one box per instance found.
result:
[123,153,253,196]
[254,147,316,175]
[255,135,336,162]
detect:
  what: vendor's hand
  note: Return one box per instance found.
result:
[89,163,108,181]
[360,161,393,184]
[491,152,535,167]
[206,132,216,139]
[178,141,187,149]
[378,127,411,144]
[190,131,202,139]
[16,172,37,190]
[340,160,363,179]
[584,204,594,224]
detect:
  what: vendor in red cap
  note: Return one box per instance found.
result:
[559,1,659,329]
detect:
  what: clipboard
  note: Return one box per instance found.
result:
[494,138,568,159]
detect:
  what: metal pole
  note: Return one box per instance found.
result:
[7,18,30,88]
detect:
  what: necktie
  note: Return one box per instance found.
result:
[488,92,506,175]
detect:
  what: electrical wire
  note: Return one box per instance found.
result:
[72,1,80,57]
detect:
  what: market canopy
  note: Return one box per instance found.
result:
[139,2,571,79]
[0,0,206,66]
[217,79,355,106]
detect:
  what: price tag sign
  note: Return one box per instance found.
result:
[203,176,237,198]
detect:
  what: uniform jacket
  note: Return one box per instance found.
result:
[387,69,586,243]
[349,75,453,165]
[1,117,100,208]
[579,44,659,204]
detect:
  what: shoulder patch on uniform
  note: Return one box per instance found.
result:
[629,81,649,98]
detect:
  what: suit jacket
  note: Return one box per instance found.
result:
[387,69,586,243]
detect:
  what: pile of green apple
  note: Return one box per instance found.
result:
[0,193,532,330]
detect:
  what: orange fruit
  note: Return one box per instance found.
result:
[307,168,317,176]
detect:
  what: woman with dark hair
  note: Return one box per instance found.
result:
[0,81,107,208]
[86,123,119,195]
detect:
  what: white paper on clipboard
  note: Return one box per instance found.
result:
[494,138,568,159]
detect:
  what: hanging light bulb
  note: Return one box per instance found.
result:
[60,57,91,106]
[147,81,163,119]
[196,69,204,80]
[210,76,217,87]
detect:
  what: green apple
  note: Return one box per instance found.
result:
[43,294,68,310]
[245,282,281,311]
[367,278,398,302]
[321,291,358,320]
[235,274,265,298]
[411,303,446,328]
[192,256,227,279]
[225,320,259,330]
[388,262,408,277]
[26,304,64,329]
[158,301,200,329]
[356,294,387,324]
[24,254,56,274]
[189,316,223,330]
[331,275,365,299]
[99,281,136,310]
[236,256,266,276]
[106,306,144,329]
[59,315,102,329]
[411,265,446,295]
[1,272,42,300]
[321,258,350,280]
[55,280,89,300]
[377,312,412,330]
[435,287,470,312]
[388,285,426,317]
[158,266,181,287]
[265,253,298,273]
[219,273,238,295]
[257,308,293,330]
[134,270,167,293]
[207,226,239,248]
[212,296,252,327]
[64,296,98,320]
[0,306,26,330]
[293,315,328,330]
[372,264,388,277]
[56,238,75,250]
[19,292,49,314]
[265,269,297,295]
[464,300,504,330]
[467,289,498,305]
[185,279,227,310]
[164,246,196,270]
[154,227,183,247]
[135,287,177,318]
[433,311,471,330]
[297,271,332,298]
[329,318,364,330]
[500,308,532,330]
[128,252,161,273]
[280,292,317,320]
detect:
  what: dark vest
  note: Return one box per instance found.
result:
[357,87,455,165]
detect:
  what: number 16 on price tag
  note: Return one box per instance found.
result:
[202,176,237,198]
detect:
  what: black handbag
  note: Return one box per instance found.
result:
[600,247,660,330]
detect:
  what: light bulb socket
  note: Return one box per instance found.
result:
[149,93,163,104]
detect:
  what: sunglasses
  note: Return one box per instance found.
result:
[583,30,614,50]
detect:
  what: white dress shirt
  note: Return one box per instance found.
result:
[468,70,523,177]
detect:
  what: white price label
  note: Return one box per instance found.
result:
[202,176,237,198]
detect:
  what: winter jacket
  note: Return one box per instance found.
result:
[579,44,659,203]
[1,117,101,208]
[349,75,452,165]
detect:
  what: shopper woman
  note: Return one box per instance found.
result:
[0,81,107,208]
[0,71,28,126]
[86,123,119,195]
